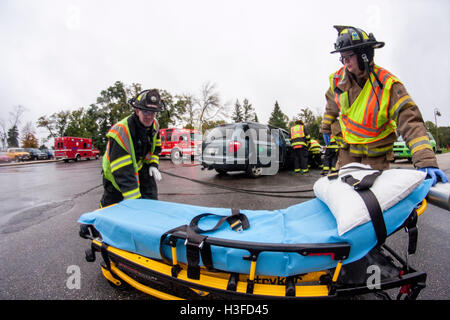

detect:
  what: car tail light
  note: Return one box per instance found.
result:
[229,141,242,153]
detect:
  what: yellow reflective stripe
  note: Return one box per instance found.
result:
[137,160,144,171]
[408,136,429,149]
[389,95,413,120]
[411,144,433,155]
[326,89,334,100]
[107,123,132,154]
[149,155,159,165]
[144,152,153,161]
[111,154,131,166]
[408,136,433,155]
[123,187,141,200]
[143,153,159,165]
[292,142,307,147]
[410,137,433,155]
[155,139,161,147]
[348,144,393,157]
[111,160,133,173]
[110,155,133,173]
[322,114,336,124]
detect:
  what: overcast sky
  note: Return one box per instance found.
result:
[1,0,449,146]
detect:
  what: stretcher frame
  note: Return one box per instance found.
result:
[80,199,428,300]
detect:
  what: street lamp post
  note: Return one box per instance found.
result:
[434,108,441,151]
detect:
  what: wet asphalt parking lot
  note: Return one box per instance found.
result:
[0,154,449,301]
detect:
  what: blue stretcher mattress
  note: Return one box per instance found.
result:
[78,180,432,277]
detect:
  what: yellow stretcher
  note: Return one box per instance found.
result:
[80,200,428,300]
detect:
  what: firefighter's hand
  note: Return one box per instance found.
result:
[418,167,448,186]
[149,166,162,181]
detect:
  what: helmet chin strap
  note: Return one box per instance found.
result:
[361,53,383,89]
[361,53,383,112]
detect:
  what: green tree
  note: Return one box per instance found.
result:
[232,99,244,122]
[96,81,132,130]
[65,108,87,137]
[242,98,256,122]
[157,90,188,129]
[425,121,450,150]
[20,122,39,148]
[268,101,289,130]
[7,105,27,148]
[7,125,19,147]
[176,94,195,129]
[440,127,450,149]
[94,81,139,152]
[37,110,71,139]
[201,119,227,134]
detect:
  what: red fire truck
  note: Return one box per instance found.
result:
[54,136,100,162]
[159,128,202,161]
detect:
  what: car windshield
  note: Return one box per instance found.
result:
[204,124,243,141]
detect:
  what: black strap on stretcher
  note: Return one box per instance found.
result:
[160,208,250,280]
[340,171,387,246]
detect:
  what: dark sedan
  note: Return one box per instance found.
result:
[201,122,293,177]
[25,148,48,161]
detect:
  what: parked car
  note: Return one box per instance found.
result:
[41,149,54,160]
[24,148,48,161]
[201,122,293,177]
[0,152,12,163]
[6,148,31,162]
[393,132,437,162]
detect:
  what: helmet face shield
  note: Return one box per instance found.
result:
[129,89,165,112]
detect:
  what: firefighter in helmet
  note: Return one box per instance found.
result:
[321,134,338,175]
[320,25,447,185]
[100,89,164,207]
[290,119,310,174]
[307,138,323,169]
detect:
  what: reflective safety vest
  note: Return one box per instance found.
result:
[326,136,339,149]
[102,115,160,199]
[308,139,322,153]
[290,125,308,148]
[329,65,400,145]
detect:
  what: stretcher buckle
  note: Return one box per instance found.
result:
[230,219,244,233]
[185,238,204,249]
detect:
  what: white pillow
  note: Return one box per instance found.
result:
[313,163,426,235]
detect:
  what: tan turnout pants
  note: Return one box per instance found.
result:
[336,148,393,171]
